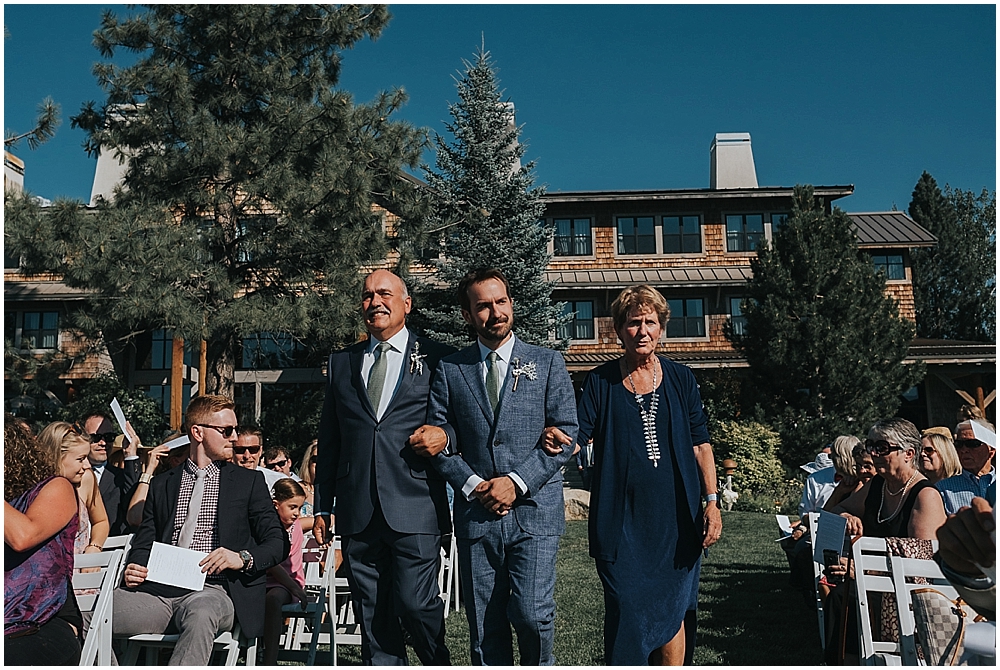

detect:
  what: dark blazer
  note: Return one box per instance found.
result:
[126,461,289,640]
[99,459,140,535]
[315,332,454,537]
[429,337,578,540]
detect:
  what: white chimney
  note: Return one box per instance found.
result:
[89,146,130,206]
[710,132,758,189]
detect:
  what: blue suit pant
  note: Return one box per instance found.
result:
[457,512,559,666]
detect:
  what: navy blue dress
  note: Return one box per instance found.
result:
[577,357,709,665]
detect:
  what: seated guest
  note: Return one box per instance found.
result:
[5,415,83,666]
[294,440,318,533]
[112,395,289,665]
[80,411,141,536]
[262,479,308,665]
[919,428,962,486]
[233,428,288,491]
[264,446,301,481]
[936,419,996,515]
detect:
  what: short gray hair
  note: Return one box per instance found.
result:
[868,417,921,455]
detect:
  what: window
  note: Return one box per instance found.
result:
[617,216,656,254]
[662,215,702,253]
[872,254,905,280]
[236,215,277,263]
[557,301,595,341]
[4,249,20,270]
[21,311,59,349]
[726,214,764,252]
[553,218,593,256]
[729,297,747,336]
[242,332,306,369]
[144,329,173,370]
[666,299,705,338]
[771,213,790,229]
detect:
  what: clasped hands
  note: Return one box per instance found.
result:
[122,547,244,588]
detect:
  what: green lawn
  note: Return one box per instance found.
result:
[309,511,824,665]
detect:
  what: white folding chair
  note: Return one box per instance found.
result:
[437,532,460,617]
[119,619,257,666]
[806,512,826,650]
[888,544,956,666]
[102,534,132,586]
[852,537,902,665]
[74,549,125,666]
[278,537,333,664]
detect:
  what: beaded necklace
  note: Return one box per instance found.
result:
[877,470,919,524]
[626,363,661,468]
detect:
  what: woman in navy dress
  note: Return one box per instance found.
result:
[577,285,722,665]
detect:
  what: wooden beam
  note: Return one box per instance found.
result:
[931,372,977,406]
[199,339,207,397]
[170,336,184,430]
[984,389,996,409]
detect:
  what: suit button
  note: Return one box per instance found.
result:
[375,427,380,433]
[494,439,501,446]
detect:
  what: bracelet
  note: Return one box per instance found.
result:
[87,543,103,551]
[139,473,154,484]
[704,493,718,503]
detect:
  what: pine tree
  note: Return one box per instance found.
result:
[5,5,427,398]
[410,47,568,349]
[729,185,924,464]
[909,172,996,342]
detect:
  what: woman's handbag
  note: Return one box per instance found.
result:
[910,587,985,666]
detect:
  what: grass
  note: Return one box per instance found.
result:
[294,511,824,665]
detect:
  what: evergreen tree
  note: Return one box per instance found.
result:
[729,185,924,464]
[5,5,427,398]
[411,47,568,349]
[908,172,996,342]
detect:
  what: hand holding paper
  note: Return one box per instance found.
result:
[147,542,208,591]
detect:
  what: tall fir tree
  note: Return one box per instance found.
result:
[5,5,428,398]
[908,171,996,342]
[729,185,924,464]
[411,47,568,349]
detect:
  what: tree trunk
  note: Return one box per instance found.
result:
[205,334,237,399]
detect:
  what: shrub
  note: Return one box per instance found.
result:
[713,420,785,497]
[60,372,167,445]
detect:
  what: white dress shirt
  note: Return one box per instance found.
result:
[461,334,529,500]
[361,326,410,420]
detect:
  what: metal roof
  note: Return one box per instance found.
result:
[906,339,996,365]
[546,267,752,289]
[4,280,92,301]
[542,185,854,203]
[848,212,936,248]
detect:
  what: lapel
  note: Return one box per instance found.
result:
[458,343,494,424]
[348,342,377,421]
[162,465,183,536]
[381,333,417,420]
[216,461,231,537]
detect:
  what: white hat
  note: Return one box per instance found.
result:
[800,452,833,474]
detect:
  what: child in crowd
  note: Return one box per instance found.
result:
[262,478,309,665]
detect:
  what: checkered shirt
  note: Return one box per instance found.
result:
[935,467,996,515]
[172,459,223,583]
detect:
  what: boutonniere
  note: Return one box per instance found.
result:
[409,340,427,375]
[510,358,537,392]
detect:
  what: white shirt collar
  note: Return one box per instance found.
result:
[477,332,516,364]
[368,326,410,355]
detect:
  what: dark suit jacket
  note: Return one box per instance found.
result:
[429,337,578,540]
[315,332,454,537]
[99,459,140,536]
[126,461,289,640]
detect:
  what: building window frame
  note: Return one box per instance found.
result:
[552,217,595,257]
[871,253,906,281]
[666,298,707,340]
[728,297,748,337]
[616,215,658,255]
[17,310,60,351]
[557,300,597,342]
[725,213,765,252]
[661,214,703,254]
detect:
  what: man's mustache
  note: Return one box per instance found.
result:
[366,307,391,318]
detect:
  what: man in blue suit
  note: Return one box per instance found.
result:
[410,268,578,665]
[314,269,453,665]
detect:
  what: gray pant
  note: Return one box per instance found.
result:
[113,583,235,666]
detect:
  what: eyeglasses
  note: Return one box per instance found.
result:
[954,439,987,451]
[89,432,117,444]
[266,458,288,470]
[232,445,261,455]
[920,447,937,456]
[864,439,903,457]
[309,456,318,465]
[197,424,238,438]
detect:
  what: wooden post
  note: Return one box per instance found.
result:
[170,336,185,430]
[199,339,207,397]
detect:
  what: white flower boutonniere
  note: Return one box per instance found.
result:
[510,358,537,392]
[409,341,427,375]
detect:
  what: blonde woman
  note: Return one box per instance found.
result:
[295,439,318,533]
[37,422,109,558]
[919,428,962,485]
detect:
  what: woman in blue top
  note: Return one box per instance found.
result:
[577,285,722,665]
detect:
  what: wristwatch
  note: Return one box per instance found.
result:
[239,550,254,572]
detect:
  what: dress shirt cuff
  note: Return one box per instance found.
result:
[462,475,485,501]
[125,455,139,461]
[508,472,528,496]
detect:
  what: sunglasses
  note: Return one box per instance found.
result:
[920,447,937,456]
[309,456,318,465]
[864,439,903,457]
[232,445,261,455]
[266,458,288,470]
[197,424,239,438]
[954,439,987,451]
[89,432,117,444]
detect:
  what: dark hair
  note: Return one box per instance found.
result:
[5,413,56,501]
[239,425,263,441]
[263,446,288,464]
[271,477,306,502]
[457,268,511,312]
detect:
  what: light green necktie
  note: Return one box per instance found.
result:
[486,351,501,415]
[367,341,392,412]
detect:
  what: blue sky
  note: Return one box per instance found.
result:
[4,4,995,211]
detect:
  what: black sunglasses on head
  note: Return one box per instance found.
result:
[954,438,987,451]
[864,439,903,457]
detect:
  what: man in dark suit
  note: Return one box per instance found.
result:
[83,412,141,535]
[314,269,454,665]
[411,268,578,665]
[113,395,289,665]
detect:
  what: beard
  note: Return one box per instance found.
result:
[476,315,512,343]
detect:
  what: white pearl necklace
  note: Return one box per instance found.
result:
[626,364,660,468]
[877,470,919,524]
